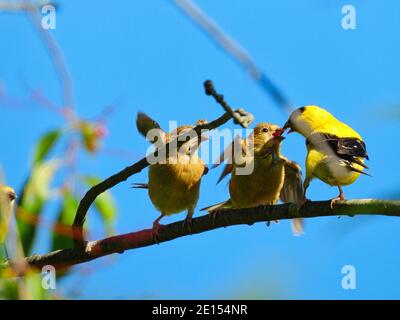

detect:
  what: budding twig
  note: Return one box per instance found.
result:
[204,80,253,128]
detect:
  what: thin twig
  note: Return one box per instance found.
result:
[204,80,253,128]
[27,8,75,110]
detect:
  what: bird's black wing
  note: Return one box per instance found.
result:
[337,137,368,160]
[307,133,369,169]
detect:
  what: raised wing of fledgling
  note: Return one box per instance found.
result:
[280,157,305,236]
[136,112,166,144]
[214,135,246,184]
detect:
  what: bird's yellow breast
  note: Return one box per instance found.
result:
[229,156,285,208]
[148,158,205,215]
[306,148,362,186]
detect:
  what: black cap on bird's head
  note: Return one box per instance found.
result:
[283,107,306,134]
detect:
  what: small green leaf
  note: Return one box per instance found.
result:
[25,272,46,300]
[83,176,117,235]
[94,191,117,234]
[79,121,100,153]
[51,191,79,251]
[17,160,61,255]
[0,278,19,299]
[0,244,5,262]
[32,130,61,166]
[0,270,47,300]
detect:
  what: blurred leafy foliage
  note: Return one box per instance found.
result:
[0,269,53,300]
[32,129,61,166]
[51,190,79,251]
[78,120,107,153]
[1,115,116,299]
[17,159,60,254]
[84,176,117,235]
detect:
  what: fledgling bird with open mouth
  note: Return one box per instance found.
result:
[202,123,305,235]
[283,105,370,206]
[133,113,208,241]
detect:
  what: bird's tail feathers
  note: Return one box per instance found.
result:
[201,200,231,212]
[349,165,372,177]
[131,183,149,189]
[291,218,304,236]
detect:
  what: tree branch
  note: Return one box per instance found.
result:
[7,199,400,270]
[72,80,254,249]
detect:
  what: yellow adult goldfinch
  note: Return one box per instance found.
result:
[133,113,208,239]
[0,185,16,244]
[283,105,369,204]
[202,123,305,235]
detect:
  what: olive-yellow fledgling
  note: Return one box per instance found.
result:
[202,123,305,235]
[0,185,16,245]
[283,105,369,204]
[133,113,208,239]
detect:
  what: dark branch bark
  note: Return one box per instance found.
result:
[9,199,400,271]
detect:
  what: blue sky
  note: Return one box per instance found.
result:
[1,0,400,299]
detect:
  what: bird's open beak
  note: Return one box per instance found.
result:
[273,128,285,137]
[272,128,285,142]
[283,120,296,134]
[273,135,285,142]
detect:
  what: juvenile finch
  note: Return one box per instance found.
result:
[0,185,16,259]
[283,105,369,204]
[202,123,305,235]
[133,113,208,240]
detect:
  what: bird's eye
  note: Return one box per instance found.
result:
[7,191,16,201]
[262,128,269,133]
